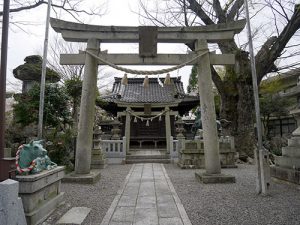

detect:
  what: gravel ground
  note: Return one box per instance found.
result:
[43,164,132,225]
[165,163,300,225]
[43,163,300,225]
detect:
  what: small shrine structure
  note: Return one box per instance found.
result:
[101,76,199,152]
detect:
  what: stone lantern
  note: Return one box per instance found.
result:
[91,126,107,169]
[111,119,122,140]
[175,117,185,139]
[13,55,60,93]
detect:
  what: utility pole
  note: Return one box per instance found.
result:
[244,0,269,195]
[38,0,52,139]
[0,0,13,181]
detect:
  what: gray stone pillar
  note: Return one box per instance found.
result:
[196,39,221,175]
[75,39,99,174]
[165,107,171,154]
[125,107,131,154]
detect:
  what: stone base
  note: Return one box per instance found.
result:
[91,159,107,169]
[62,169,101,184]
[195,172,236,184]
[178,163,237,169]
[270,165,300,185]
[25,192,64,225]
[16,166,65,225]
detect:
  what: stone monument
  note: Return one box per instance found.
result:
[91,126,107,169]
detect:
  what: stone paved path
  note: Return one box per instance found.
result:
[100,163,192,225]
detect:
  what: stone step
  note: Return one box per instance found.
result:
[275,156,300,170]
[282,146,300,158]
[287,137,300,147]
[57,207,91,224]
[125,159,171,164]
[126,155,169,160]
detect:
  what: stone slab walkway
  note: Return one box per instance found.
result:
[100,163,192,225]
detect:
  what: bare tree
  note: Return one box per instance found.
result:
[0,0,106,20]
[137,0,300,157]
[47,36,114,131]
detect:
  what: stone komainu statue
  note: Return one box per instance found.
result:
[16,140,57,175]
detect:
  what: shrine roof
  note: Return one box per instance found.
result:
[102,77,196,104]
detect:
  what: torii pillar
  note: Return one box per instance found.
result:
[195,39,235,183]
[69,38,101,182]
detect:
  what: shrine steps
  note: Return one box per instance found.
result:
[125,150,171,164]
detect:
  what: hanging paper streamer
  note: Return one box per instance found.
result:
[134,117,137,123]
[159,115,162,121]
[121,73,128,85]
[146,120,150,126]
[157,74,164,87]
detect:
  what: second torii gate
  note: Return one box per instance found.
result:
[50,18,246,183]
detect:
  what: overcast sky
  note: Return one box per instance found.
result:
[4,0,192,93]
[3,0,300,93]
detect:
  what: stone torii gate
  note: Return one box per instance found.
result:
[50,18,246,183]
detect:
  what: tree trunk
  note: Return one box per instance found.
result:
[219,51,256,158]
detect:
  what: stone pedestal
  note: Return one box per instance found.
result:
[177,138,236,169]
[0,179,26,225]
[271,109,300,184]
[91,126,107,169]
[15,166,65,225]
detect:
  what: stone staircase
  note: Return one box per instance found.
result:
[125,149,171,164]
[271,136,300,184]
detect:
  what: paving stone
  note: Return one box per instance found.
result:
[111,207,135,222]
[157,202,180,218]
[123,186,139,196]
[134,208,158,225]
[100,163,192,225]
[139,182,155,196]
[159,217,184,225]
[157,195,174,204]
[56,207,91,224]
[109,222,132,225]
[118,195,137,207]
[136,196,156,208]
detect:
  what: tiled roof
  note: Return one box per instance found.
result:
[103,77,190,104]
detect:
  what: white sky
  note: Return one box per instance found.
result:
[5,0,192,93]
[3,0,300,93]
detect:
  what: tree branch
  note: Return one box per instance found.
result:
[256,4,300,82]
[0,1,45,16]
[213,0,226,23]
[227,0,244,21]
[186,0,215,25]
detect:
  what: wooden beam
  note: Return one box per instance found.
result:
[60,53,235,66]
